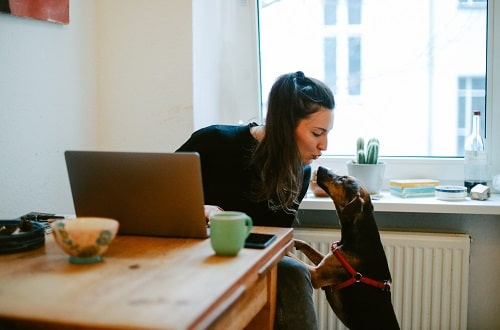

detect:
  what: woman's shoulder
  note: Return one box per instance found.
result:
[194,123,256,138]
[190,123,258,145]
[177,123,257,152]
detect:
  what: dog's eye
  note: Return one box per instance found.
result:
[336,177,346,184]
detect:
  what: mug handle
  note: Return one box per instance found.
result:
[245,216,253,237]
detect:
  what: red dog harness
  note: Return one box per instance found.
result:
[330,241,391,292]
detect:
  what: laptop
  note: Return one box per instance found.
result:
[64,150,208,238]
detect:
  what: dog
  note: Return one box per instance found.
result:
[294,166,399,329]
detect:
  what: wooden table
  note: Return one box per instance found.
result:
[0,226,293,330]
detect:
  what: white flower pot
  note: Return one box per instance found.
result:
[346,162,386,195]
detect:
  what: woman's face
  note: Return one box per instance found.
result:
[295,107,334,165]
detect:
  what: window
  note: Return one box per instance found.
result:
[458,0,487,9]
[324,0,337,25]
[348,36,361,95]
[193,1,498,186]
[324,37,337,87]
[457,76,486,155]
[259,0,487,160]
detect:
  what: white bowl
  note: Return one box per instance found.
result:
[51,217,119,264]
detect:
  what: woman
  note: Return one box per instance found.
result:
[177,71,335,329]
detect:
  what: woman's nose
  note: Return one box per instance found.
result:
[318,136,328,150]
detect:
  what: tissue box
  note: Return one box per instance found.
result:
[470,184,490,201]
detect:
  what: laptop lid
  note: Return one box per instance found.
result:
[64,150,208,238]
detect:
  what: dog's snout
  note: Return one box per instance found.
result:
[317,166,340,183]
[317,166,328,180]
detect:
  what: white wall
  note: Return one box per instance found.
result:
[96,0,194,153]
[0,0,195,217]
[0,0,98,217]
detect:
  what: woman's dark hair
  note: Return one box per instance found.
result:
[251,71,335,214]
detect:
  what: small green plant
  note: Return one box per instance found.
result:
[355,137,380,164]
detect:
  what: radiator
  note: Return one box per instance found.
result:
[292,228,471,330]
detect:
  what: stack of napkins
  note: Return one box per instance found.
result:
[389,179,440,198]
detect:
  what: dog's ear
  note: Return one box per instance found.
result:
[342,194,364,216]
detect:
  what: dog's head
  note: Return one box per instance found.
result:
[315,166,373,221]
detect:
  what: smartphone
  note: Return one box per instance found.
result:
[244,233,277,249]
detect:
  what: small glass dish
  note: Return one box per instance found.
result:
[435,186,467,201]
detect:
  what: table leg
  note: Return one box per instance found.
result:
[245,266,277,330]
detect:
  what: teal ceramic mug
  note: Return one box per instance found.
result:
[209,211,253,256]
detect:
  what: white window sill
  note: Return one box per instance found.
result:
[300,191,500,215]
